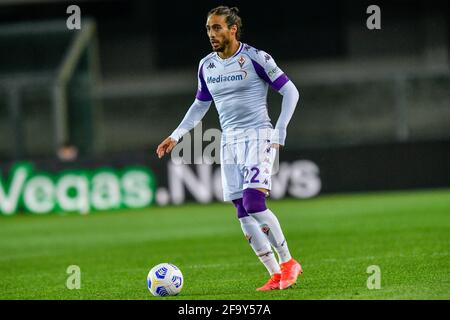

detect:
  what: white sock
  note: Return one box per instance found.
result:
[250,209,292,264]
[239,216,281,275]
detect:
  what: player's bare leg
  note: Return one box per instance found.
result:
[245,187,303,290]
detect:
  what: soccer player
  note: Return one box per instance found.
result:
[156,6,302,291]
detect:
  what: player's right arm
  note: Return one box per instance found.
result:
[156,60,213,159]
[156,98,212,158]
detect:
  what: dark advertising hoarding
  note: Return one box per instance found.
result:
[0,140,448,215]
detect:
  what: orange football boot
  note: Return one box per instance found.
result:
[280,259,303,289]
[256,273,281,291]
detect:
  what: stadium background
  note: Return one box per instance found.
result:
[0,0,449,300]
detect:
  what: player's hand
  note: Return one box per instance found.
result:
[271,143,281,149]
[156,137,178,159]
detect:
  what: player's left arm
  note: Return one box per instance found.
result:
[271,80,299,148]
[253,51,300,147]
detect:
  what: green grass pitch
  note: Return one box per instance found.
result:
[1,189,449,300]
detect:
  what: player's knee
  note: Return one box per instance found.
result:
[232,198,249,219]
[243,188,267,214]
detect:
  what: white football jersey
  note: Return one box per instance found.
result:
[196,42,290,142]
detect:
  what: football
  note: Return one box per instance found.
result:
[147,263,184,297]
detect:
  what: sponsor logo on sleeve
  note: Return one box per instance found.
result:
[267,67,280,78]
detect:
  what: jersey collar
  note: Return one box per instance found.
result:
[215,42,243,62]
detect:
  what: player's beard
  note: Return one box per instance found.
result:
[212,38,230,52]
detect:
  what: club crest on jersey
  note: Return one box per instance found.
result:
[261,225,270,235]
[238,56,245,68]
